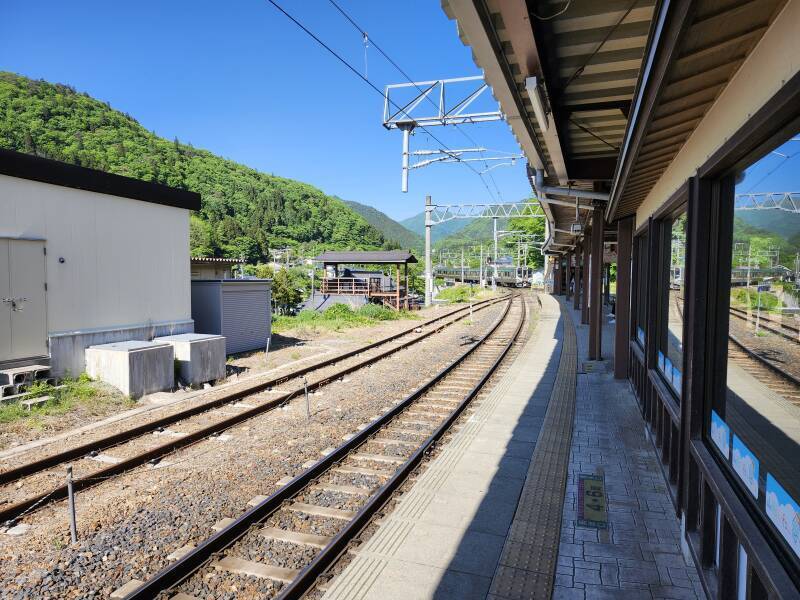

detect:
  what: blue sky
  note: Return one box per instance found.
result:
[0,0,533,220]
[737,137,800,194]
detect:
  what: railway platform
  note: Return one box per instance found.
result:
[322,294,703,600]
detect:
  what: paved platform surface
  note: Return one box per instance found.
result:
[553,303,703,600]
[323,295,703,600]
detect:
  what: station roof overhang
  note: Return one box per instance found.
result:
[313,250,418,265]
[605,0,788,222]
[442,0,658,254]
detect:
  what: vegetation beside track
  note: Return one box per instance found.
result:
[0,374,131,432]
[730,288,783,312]
[272,303,417,334]
[436,285,499,303]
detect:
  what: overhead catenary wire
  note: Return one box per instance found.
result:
[265,0,498,202]
[531,0,572,21]
[324,0,505,201]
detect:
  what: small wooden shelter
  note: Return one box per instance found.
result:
[313,250,418,310]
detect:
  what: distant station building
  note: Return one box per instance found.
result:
[444,0,800,597]
[0,148,200,377]
[190,256,241,280]
[310,250,417,310]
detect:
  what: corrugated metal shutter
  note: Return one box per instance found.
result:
[221,287,271,354]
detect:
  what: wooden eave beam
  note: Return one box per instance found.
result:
[606,0,697,223]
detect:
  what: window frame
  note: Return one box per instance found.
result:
[652,191,688,403]
[683,70,800,589]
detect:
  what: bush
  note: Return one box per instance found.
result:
[324,303,356,319]
[272,302,415,333]
[731,288,782,312]
[437,285,477,303]
[357,304,400,321]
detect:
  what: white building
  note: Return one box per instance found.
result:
[0,149,201,376]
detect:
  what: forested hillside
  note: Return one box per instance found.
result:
[400,211,471,242]
[342,199,423,253]
[0,72,390,261]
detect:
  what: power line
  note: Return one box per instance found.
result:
[324,0,504,201]
[265,0,498,201]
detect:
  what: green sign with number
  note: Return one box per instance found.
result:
[577,473,608,529]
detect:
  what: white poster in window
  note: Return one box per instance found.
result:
[766,474,800,558]
[732,434,759,498]
[710,410,730,458]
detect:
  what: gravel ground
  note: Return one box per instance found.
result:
[0,301,483,457]
[172,294,531,599]
[729,310,800,381]
[0,299,511,599]
[0,299,502,508]
[305,294,538,599]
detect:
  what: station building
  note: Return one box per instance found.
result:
[0,148,200,377]
[442,0,800,597]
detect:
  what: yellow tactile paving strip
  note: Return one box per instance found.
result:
[488,299,576,599]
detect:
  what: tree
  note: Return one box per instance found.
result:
[272,268,302,314]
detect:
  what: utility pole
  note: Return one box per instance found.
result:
[492,216,498,291]
[479,244,484,288]
[461,247,465,284]
[400,123,413,193]
[425,195,433,307]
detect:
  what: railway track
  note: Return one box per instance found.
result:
[676,295,800,401]
[0,295,507,525]
[729,305,800,344]
[728,334,800,402]
[120,293,527,600]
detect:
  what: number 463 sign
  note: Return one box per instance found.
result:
[577,474,608,529]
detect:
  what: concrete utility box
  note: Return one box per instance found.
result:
[154,333,226,386]
[191,280,272,354]
[85,340,174,399]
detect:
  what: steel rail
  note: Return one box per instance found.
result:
[729,305,800,342]
[728,332,800,389]
[124,294,525,599]
[673,295,800,391]
[0,295,506,524]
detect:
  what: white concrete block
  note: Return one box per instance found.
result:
[85,340,174,399]
[154,333,226,386]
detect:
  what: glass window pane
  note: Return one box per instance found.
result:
[713,133,800,563]
[634,234,648,347]
[657,213,686,396]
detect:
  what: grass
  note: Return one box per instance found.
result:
[0,373,133,427]
[436,285,497,303]
[273,303,417,333]
[730,288,783,313]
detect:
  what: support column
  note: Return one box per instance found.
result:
[424,195,433,307]
[395,262,401,310]
[404,263,409,310]
[589,205,604,360]
[566,251,573,299]
[553,258,561,294]
[582,235,590,324]
[492,217,498,291]
[573,243,581,311]
[615,217,634,378]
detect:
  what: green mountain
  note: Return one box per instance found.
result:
[0,71,389,261]
[736,210,800,244]
[400,211,472,242]
[342,199,423,253]
[435,217,510,249]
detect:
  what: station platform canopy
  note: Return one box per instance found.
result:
[312,250,418,265]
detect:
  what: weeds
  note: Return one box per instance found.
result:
[273,303,416,333]
[0,374,132,426]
